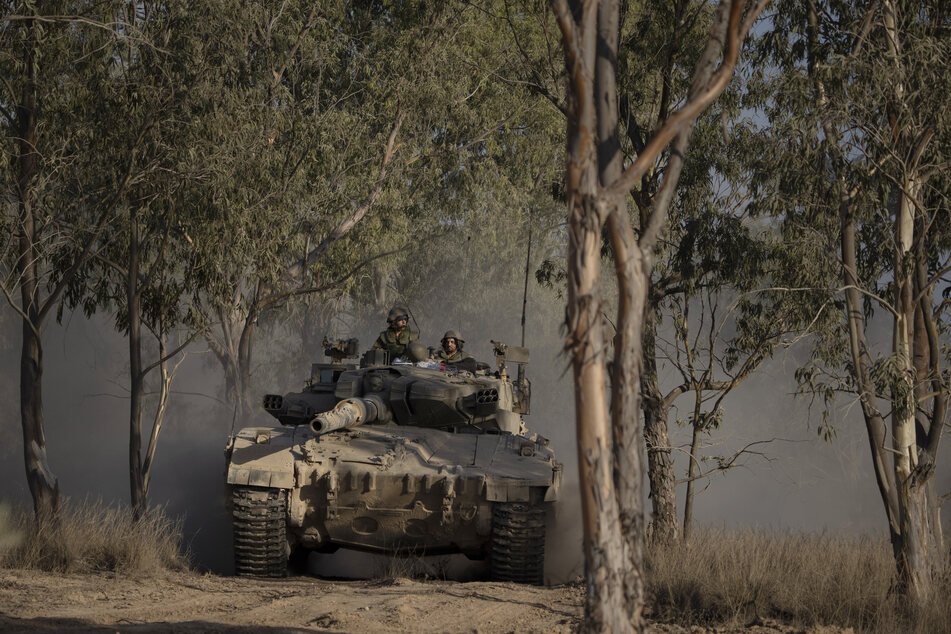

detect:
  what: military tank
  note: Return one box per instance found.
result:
[225,338,562,584]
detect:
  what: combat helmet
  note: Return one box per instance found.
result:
[387,306,409,324]
[406,341,429,362]
[441,330,464,348]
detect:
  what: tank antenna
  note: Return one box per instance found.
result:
[406,303,421,334]
[228,400,238,440]
[521,172,544,347]
[521,206,534,347]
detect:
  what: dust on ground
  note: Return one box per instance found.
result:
[0,568,852,633]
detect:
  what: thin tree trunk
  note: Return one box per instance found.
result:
[16,14,60,521]
[128,210,147,520]
[841,209,901,544]
[237,316,255,417]
[141,333,172,501]
[683,420,702,540]
[641,313,679,544]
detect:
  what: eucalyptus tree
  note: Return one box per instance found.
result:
[749,0,950,606]
[192,1,569,417]
[549,0,766,630]
[341,2,570,341]
[524,0,790,545]
[0,0,159,519]
[184,0,410,416]
[57,1,220,519]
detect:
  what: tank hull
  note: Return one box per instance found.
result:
[227,423,561,558]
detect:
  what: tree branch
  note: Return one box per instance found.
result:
[286,112,404,279]
[606,0,762,199]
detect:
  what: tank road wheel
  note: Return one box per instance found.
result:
[232,486,288,577]
[489,502,545,585]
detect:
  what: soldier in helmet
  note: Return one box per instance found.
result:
[436,330,472,364]
[372,306,419,360]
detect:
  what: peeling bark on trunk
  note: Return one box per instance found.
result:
[889,173,944,603]
[552,0,754,629]
[880,1,945,602]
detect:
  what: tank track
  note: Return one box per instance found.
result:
[232,486,288,577]
[489,502,545,585]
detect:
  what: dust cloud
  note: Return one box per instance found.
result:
[1,262,948,584]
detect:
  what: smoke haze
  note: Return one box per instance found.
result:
[1,270,949,583]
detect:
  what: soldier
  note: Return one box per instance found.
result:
[372,306,418,360]
[436,330,473,364]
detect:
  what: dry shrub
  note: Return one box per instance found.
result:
[0,499,189,576]
[646,527,951,634]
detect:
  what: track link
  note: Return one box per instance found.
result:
[232,486,288,577]
[489,502,545,585]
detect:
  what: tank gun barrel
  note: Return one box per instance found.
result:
[310,396,390,435]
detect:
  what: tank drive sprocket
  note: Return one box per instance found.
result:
[232,486,288,577]
[489,502,546,585]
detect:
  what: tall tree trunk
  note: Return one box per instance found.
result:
[567,194,633,632]
[598,7,647,627]
[16,15,60,521]
[553,0,753,629]
[841,208,902,547]
[890,172,944,603]
[128,211,147,520]
[558,1,639,629]
[641,314,679,544]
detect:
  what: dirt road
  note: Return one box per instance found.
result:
[0,568,581,633]
[0,568,851,633]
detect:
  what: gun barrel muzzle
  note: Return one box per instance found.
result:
[310,399,367,435]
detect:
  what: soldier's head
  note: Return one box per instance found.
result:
[441,330,464,354]
[387,306,409,331]
[406,341,429,363]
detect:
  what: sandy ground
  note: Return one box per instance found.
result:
[0,568,853,633]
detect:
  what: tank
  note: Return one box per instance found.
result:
[225,338,562,584]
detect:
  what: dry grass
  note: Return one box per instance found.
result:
[0,499,188,577]
[646,528,951,634]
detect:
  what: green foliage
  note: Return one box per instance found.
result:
[746,0,951,430]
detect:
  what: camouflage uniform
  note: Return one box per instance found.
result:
[437,330,472,364]
[436,349,472,364]
[372,327,419,359]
